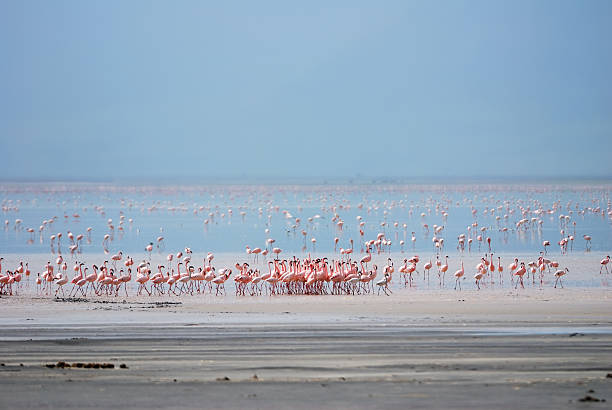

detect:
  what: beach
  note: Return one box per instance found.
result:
[1,252,611,409]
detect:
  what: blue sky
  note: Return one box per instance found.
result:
[1,0,611,181]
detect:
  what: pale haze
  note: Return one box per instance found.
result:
[1,0,611,181]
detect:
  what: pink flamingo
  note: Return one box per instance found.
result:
[507,258,518,285]
[584,235,592,251]
[514,263,527,289]
[554,268,569,288]
[423,259,432,285]
[600,255,610,274]
[54,271,69,297]
[111,251,123,269]
[453,261,464,290]
[439,255,449,287]
[212,268,231,295]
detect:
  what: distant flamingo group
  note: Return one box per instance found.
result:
[1,183,610,298]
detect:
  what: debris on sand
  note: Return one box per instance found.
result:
[578,395,606,402]
[54,297,89,303]
[45,361,115,369]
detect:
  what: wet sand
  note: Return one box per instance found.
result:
[1,286,612,409]
[2,252,612,408]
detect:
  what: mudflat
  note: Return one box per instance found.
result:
[1,291,612,409]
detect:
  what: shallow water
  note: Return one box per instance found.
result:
[2,251,611,294]
[2,182,611,257]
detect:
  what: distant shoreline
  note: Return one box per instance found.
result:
[1,178,611,192]
[1,176,611,186]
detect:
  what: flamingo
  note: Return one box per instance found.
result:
[360,253,372,271]
[111,251,123,269]
[542,240,550,255]
[439,255,449,288]
[423,259,432,285]
[212,268,231,295]
[474,266,485,290]
[251,247,262,262]
[600,255,610,274]
[453,261,464,290]
[145,243,153,259]
[584,235,592,251]
[514,263,527,289]
[376,272,391,296]
[117,268,132,297]
[136,267,151,296]
[554,268,569,288]
[508,258,518,285]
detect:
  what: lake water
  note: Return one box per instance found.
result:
[1,182,611,256]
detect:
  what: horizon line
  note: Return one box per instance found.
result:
[1,175,612,185]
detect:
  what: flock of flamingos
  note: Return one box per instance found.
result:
[1,240,610,298]
[1,185,611,298]
[2,250,610,298]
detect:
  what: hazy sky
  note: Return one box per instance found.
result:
[1,0,611,181]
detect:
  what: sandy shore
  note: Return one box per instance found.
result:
[1,252,611,408]
[1,291,612,409]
